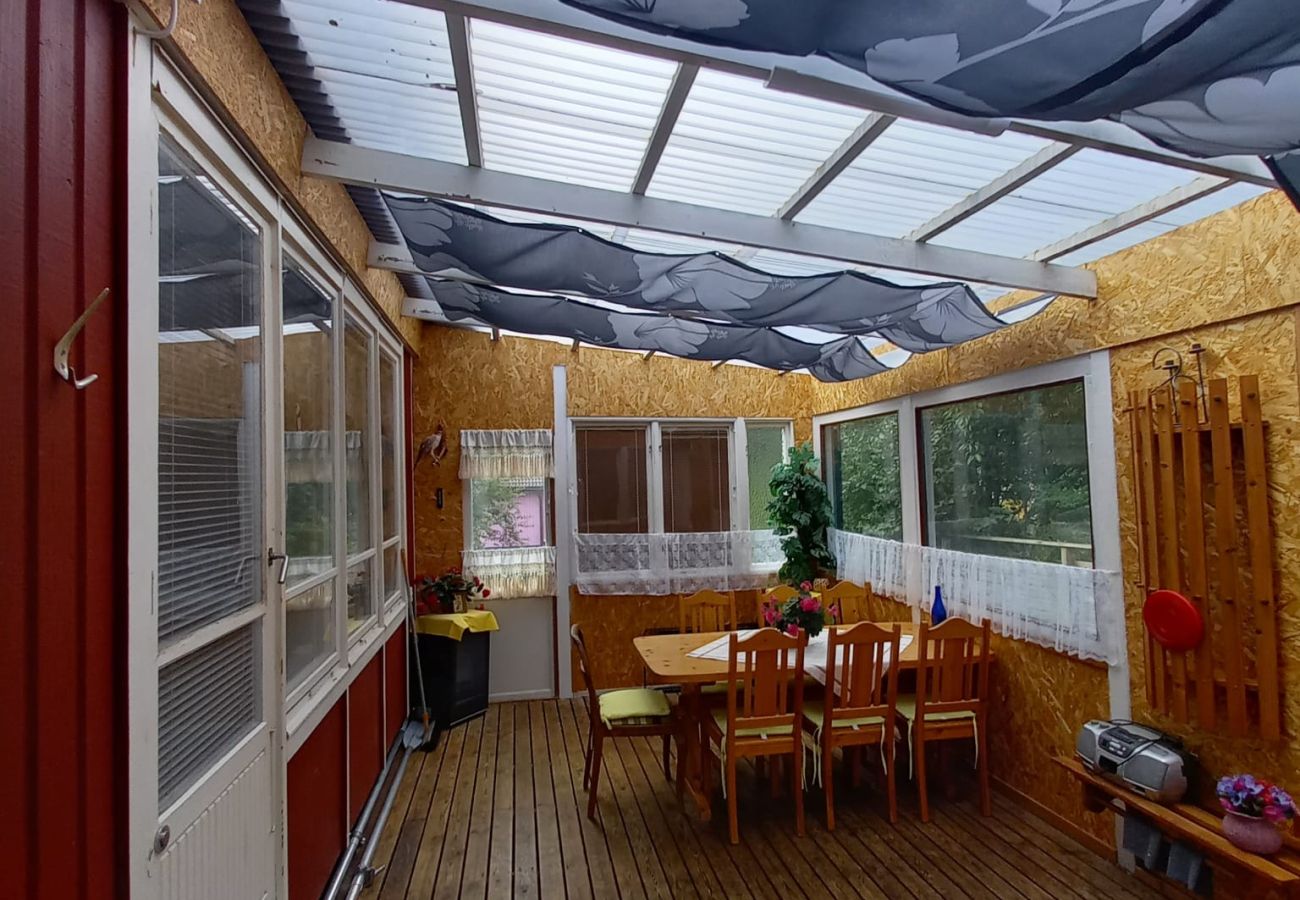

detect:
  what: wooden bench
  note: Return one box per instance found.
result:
[1056,756,1300,898]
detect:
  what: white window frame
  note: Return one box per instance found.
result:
[738,418,795,531]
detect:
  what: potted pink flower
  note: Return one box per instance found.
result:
[1216,774,1296,855]
[761,581,831,638]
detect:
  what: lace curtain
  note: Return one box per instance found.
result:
[828,529,1124,665]
[462,546,556,600]
[459,428,553,479]
[573,530,783,595]
[284,430,360,483]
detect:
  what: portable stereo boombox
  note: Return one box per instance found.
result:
[1075,719,1193,804]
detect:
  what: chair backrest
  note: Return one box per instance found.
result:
[757,584,799,623]
[824,622,901,726]
[724,627,806,740]
[569,624,600,716]
[821,580,865,625]
[679,589,735,634]
[916,617,991,718]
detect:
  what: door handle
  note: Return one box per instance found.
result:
[267,548,289,585]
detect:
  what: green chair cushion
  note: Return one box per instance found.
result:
[802,700,886,732]
[709,708,794,741]
[893,695,977,724]
[700,682,732,695]
[599,688,672,727]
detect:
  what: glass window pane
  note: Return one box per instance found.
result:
[662,428,730,533]
[380,353,398,541]
[921,381,1093,565]
[469,478,549,549]
[383,545,401,603]
[745,423,786,530]
[575,427,648,533]
[824,413,903,540]
[346,558,374,633]
[157,135,263,643]
[344,316,372,556]
[285,582,335,690]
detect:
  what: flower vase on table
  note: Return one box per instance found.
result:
[1216,774,1295,855]
[762,581,832,638]
[415,567,491,616]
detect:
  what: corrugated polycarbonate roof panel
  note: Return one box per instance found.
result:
[474,205,622,242]
[794,120,1053,239]
[932,149,1204,258]
[274,0,466,162]
[470,20,677,191]
[646,69,866,216]
[619,229,742,257]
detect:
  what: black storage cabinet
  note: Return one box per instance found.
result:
[411,629,491,744]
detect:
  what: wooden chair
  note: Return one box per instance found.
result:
[757,584,799,623]
[894,617,992,822]
[572,625,680,820]
[803,622,902,829]
[702,628,807,844]
[821,580,867,625]
[679,588,736,634]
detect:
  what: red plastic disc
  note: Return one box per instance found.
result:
[1143,589,1204,651]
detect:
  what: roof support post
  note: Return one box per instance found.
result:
[778,113,896,220]
[445,11,483,167]
[632,62,697,195]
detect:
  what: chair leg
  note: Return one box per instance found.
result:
[792,747,805,837]
[916,735,930,823]
[977,725,991,817]
[727,757,740,845]
[661,732,672,781]
[583,725,593,790]
[770,753,781,798]
[850,745,863,789]
[823,741,836,832]
[587,729,605,821]
[885,734,898,825]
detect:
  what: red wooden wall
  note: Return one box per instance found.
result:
[0,1,127,898]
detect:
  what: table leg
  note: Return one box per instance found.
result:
[679,684,712,822]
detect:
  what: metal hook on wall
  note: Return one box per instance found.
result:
[53,288,110,390]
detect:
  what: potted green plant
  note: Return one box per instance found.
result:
[766,442,836,586]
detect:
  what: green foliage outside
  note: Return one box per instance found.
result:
[470,479,528,548]
[922,381,1093,564]
[766,442,836,584]
[827,413,903,540]
[746,425,786,530]
[286,483,332,557]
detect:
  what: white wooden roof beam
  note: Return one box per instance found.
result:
[444,11,483,168]
[1031,175,1232,262]
[778,113,896,221]
[632,62,698,195]
[310,138,1097,296]
[905,143,1083,242]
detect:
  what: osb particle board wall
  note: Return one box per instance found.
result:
[140,0,417,347]
[809,188,1299,849]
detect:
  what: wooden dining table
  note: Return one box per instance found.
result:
[634,622,925,822]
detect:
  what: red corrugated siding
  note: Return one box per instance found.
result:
[287,699,348,900]
[0,1,127,898]
[347,655,386,823]
[384,625,408,739]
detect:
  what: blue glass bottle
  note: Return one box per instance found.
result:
[932,585,947,625]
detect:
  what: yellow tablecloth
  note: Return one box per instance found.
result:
[415,610,500,641]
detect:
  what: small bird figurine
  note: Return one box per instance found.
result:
[414,421,448,469]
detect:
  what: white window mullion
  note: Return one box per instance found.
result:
[647,421,664,535]
[332,283,348,665]
[731,418,747,533]
[368,328,382,627]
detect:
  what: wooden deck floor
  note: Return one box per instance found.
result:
[362,699,1163,900]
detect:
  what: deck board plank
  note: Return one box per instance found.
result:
[365,700,1162,900]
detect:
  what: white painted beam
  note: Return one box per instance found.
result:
[444,11,483,167]
[1031,175,1231,262]
[778,113,896,221]
[905,143,1082,242]
[387,0,1275,186]
[632,62,697,195]
[310,138,1097,296]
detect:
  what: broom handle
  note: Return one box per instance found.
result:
[401,548,430,730]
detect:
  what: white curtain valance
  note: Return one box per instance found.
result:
[573,530,782,595]
[828,529,1124,665]
[459,429,553,480]
[284,430,361,484]
[462,546,556,601]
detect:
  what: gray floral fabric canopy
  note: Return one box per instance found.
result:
[386,196,1012,379]
[562,0,1300,207]
[410,279,889,382]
